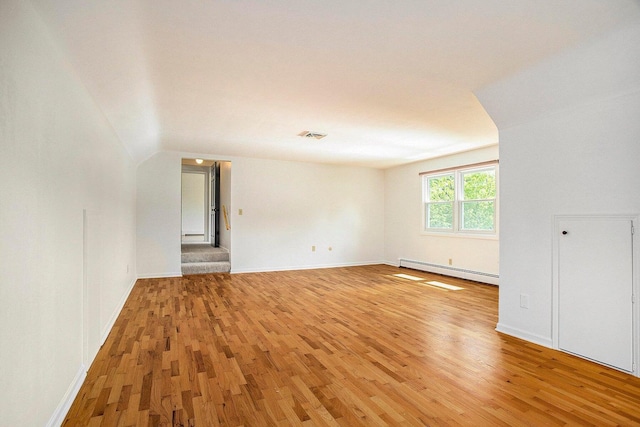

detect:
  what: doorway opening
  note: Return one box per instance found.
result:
[181,161,211,244]
[181,158,232,274]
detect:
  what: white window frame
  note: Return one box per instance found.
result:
[422,163,498,238]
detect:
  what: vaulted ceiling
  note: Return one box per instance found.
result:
[31,0,640,167]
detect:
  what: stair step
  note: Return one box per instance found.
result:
[182,261,231,275]
[181,251,229,263]
[181,244,229,263]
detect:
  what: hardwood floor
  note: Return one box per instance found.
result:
[63,265,640,426]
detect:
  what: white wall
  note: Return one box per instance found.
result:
[384,146,500,284]
[137,152,182,277]
[231,157,384,272]
[0,1,137,426]
[219,161,232,251]
[477,23,640,346]
[136,152,385,274]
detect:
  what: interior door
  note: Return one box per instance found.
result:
[558,217,634,372]
[210,163,220,247]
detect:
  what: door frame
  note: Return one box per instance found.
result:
[211,162,221,247]
[181,165,210,243]
[552,213,639,376]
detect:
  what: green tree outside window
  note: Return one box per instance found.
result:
[423,165,497,233]
[461,170,495,231]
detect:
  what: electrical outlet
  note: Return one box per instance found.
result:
[238,208,243,215]
[312,246,316,252]
[520,294,530,309]
[448,258,452,265]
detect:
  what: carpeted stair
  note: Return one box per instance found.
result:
[181,244,230,275]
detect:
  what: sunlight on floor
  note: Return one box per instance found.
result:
[392,273,425,281]
[424,281,465,291]
[390,274,465,291]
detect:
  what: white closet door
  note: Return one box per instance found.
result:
[558,217,633,372]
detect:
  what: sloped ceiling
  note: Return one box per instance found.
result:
[30,0,640,167]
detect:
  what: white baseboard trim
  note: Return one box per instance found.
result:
[47,277,138,427]
[396,258,499,286]
[101,277,137,343]
[495,323,553,348]
[46,364,87,427]
[137,271,183,279]
[231,260,384,274]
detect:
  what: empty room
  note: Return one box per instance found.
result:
[2,0,640,425]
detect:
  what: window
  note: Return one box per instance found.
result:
[422,163,497,235]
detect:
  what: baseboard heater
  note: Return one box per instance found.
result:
[398,258,499,286]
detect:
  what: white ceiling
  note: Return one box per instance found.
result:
[31,0,640,168]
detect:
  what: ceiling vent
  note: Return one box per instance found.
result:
[298,131,327,140]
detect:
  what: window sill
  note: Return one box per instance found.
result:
[420,231,499,240]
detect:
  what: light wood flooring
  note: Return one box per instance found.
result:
[63,265,640,426]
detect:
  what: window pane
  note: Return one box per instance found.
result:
[462,169,496,200]
[428,175,454,201]
[427,202,453,229]
[461,201,494,230]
